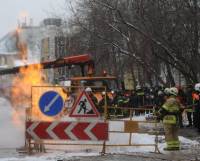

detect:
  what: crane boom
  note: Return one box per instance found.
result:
[0,54,94,76]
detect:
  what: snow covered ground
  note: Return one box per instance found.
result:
[0,97,199,161]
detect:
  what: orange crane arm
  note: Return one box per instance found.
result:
[0,54,94,76]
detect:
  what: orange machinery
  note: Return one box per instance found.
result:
[0,54,116,91]
[0,54,93,76]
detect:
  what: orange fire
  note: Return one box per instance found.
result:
[16,27,28,60]
[11,26,68,123]
[12,64,46,106]
[11,64,49,123]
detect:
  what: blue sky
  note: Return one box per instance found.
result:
[0,0,66,37]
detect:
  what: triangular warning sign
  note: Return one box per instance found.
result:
[69,91,100,117]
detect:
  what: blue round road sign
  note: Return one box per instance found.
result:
[39,91,64,116]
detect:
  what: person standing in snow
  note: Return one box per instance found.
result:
[157,87,181,150]
[185,85,194,127]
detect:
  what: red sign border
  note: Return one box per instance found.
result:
[26,121,108,141]
[69,91,100,117]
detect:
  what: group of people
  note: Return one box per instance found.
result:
[93,85,200,128]
[84,84,200,151]
[84,85,200,127]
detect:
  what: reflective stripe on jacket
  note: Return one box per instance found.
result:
[162,96,180,124]
[163,115,177,124]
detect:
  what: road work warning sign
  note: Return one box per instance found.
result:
[69,91,100,117]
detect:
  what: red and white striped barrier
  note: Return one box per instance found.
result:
[26,121,108,141]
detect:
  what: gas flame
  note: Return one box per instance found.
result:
[11,64,49,123]
[11,63,68,122]
[11,26,67,123]
[16,27,28,61]
[12,64,46,106]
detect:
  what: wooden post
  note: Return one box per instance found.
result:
[129,109,133,145]
[154,121,161,153]
[101,87,107,155]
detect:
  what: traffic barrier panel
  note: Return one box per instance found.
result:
[25,86,160,154]
[26,85,108,153]
[26,121,108,141]
[103,106,160,154]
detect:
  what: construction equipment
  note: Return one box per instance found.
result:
[0,54,93,76]
[0,54,117,89]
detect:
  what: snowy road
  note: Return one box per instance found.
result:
[61,154,167,161]
[0,149,18,159]
[0,97,200,161]
[0,151,200,161]
[68,151,200,161]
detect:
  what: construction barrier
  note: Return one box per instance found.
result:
[104,106,160,154]
[25,86,160,154]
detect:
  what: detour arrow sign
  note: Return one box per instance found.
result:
[26,121,108,141]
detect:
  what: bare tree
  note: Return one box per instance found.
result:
[62,0,200,86]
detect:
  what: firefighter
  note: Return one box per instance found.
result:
[110,90,124,116]
[136,85,145,107]
[129,90,138,108]
[164,88,171,98]
[110,90,118,106]
[177,87,186,128]
[185,85,194,127]
[193,83,200,132]
[85,87,98,107]
[153,90,165,115]
[158,87,181,150]
[155,90,165,107]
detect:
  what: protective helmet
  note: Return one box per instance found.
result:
[164,88,170,95]
[85,87,92,92]
[102,91,106,95]
[136,85,141,90]
[195,83,200,92]
[157,90,163,96]
[111,90,115,94]
[169,87,178,96]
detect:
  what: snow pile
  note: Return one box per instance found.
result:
[0,97,24,148]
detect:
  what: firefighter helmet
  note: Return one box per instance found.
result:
[195,83,200,92]
[169,87,178,96]
[85,87,92,92]
[158,90,163,96]
[136,85,141,90]
[164,88,170,95]
[102,91,106,95]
